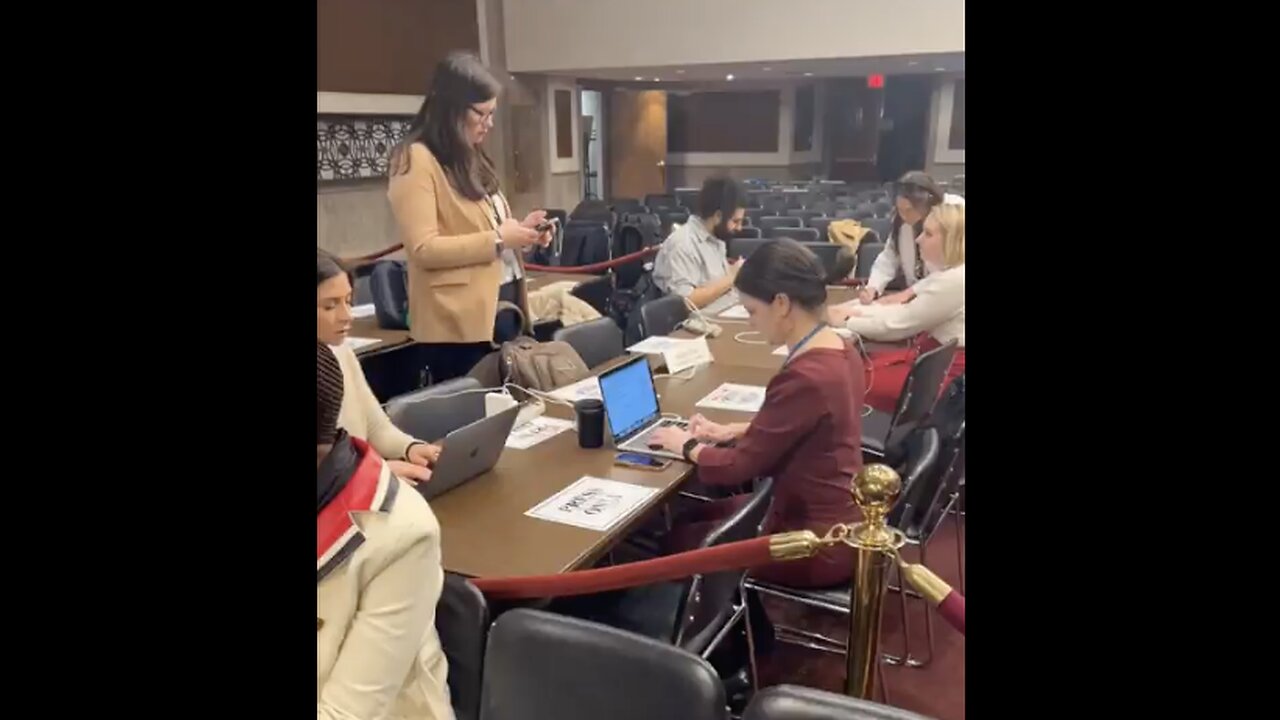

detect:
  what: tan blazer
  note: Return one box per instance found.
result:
[388,143,529,344]
[317,457,454,720]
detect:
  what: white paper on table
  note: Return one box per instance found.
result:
[718,304,750,320]
[548,376,602,404]
[506,416,575,450]
[341,337,381,351]
[627,336,690,355]
[772,345,788,356]
[350,304,377,319]
[695,382,767,413]
[525,476,659,532]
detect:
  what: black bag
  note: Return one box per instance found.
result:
[560,220,612,269]
[615,271,663,346]
[612,212,663,289]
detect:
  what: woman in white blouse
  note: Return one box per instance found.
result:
[831,203,965,413]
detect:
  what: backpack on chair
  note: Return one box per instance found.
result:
[468,302,592,392]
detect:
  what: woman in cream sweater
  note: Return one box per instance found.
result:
[830,203,965,413]
[387,52,551,382]
[318,249,440,484]
[316,342,453,720]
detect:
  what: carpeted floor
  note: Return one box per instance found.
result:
[755,512,965,720]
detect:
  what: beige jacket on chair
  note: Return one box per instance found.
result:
[317,439,454,720]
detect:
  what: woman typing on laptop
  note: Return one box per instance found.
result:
[649,239,865,588]
[318,249,441,485]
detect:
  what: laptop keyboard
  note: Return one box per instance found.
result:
[630,418,688,448]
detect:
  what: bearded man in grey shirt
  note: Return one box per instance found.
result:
[652,176,748,310]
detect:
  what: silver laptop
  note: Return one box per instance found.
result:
[598,355,689,460]
[417,403,521,500]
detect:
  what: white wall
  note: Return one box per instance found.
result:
[503,0,964,72]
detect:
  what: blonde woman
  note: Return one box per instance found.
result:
[830,203,965,413]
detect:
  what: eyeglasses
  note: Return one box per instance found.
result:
[468,105,496,123]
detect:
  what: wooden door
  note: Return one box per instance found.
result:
[608,89,668,199]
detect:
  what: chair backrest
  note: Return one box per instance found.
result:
[638,293,690,338]
[855,242,885,280]
[745,685,935,720]
[745,207,769,226]
[553,316,625,370]
[807,217,834,241]
[759,215,802,232]
[644,193,679,210]
[437,573,490,720]
[914,422,964,540]
[658,209,690,235]
[884,427,942,529]
[352,273,374,306]
[766,226,820,243]
[673,478,775,654]
[385,376,486,442]
[786,209,825,222]
[888,340,958,434]
[369,260,409,330]
[732,226,763,240]
[569,274,614,316]
[852,205,876,220]
[728,236,769,260]
[481,609,728,720]
[873,199,894,216]
[676,190,700,209]
[864,217,893,243]
[797,241,842,279]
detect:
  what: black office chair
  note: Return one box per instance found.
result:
[746,428,941,665]
[732,226,763,240]
[370,259,409,330]
[437,573,490,720]
[758,215,802,234]
[873,199,894,217]
[480,609,728,720]
[766,226,820,242]
[385,376,487,442]
[676,190,700,209]
[745,685,935,720]
[786,209,826,224]
[807,200,839,217]
[728,236,769,260]
[554,317,625,370]
[852,205,876,220]
[644,193,679,210]
[577,479,775,696]
[808,217,834,242]
[854,242,885,281]
[638,294,690,338]
[796,242,842,281]
[860,340,958,457]
[569,274,613,316]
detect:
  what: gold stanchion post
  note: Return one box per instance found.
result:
[844,464,907,699]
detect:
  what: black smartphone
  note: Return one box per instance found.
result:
[614,452,671,471]
[534,219,556,233]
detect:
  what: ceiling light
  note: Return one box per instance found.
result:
[634,76,643,81]
[907,61,919,67]
[803,72,814,77]
[762,66,772,71]
[726,74,735,81]
[653,77,661,82]
[675,69,685,74]
[934,67,946,72]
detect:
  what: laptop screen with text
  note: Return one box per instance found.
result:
[598,357,660,440]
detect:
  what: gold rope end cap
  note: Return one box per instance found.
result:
[768,530,822,561]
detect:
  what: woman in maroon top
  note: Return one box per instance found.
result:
[650,239,866,588]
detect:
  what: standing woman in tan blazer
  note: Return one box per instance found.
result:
[388,52,551,381]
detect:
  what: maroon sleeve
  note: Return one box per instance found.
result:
[695,370,822,486]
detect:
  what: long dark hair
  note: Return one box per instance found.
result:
[391,51,502,201]
[734,239,828,311]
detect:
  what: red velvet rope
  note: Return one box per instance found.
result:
[471,536,773,600]
[937,590,965,636]
[342,244,658,274]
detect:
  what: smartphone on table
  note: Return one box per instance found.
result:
[614,452,671,472]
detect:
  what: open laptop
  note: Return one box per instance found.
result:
[598,355,688,460]
[417,403,521,500]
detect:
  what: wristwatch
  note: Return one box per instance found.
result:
[681,437,700,463]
